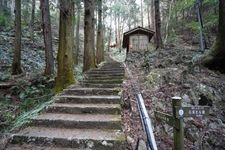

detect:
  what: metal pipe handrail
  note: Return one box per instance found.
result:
[137,93,157,150]
[123,63,157,150]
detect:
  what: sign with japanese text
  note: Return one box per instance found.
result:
[175,106,209,118]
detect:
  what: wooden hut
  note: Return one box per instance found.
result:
[122,26,155,52]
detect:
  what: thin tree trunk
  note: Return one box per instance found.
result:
[30,0,35,42]
[12,0,22,75]
[74,2,81,65]
[154,0,163,49]
[164,0,173,44]
[40,0,54,76]
[96,0,104,64]
[128,16,131,30]
[55,0,75,92]
[83,0,96,72]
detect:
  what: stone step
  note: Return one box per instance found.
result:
[6,144,79,150]
[88,70,124,74]
[62,88,120,95]
[85,74,124,78]
[92,68,124,72]
[86,71,124,76]
[103,62,122,64]
[7,61,125,150]
[31,113,121,130]
[100,66,123,69]
[81,79,123,84]
[10,127,125,149]
[101,63,123,67]
[81,83,122,88]
[46,103,121,114]
[99,65,122,69]
[84,76,124,80]
[56,95,121,104]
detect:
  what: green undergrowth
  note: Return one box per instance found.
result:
[0,75,55,132]
[0,94,54,132]
[11,97,54,131]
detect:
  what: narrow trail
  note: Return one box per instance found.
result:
[6,60,125,150]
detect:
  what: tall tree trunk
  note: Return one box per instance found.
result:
[40,0,54,76]
[0,0,3,15]
[141,0,143,27]
[147,1,151,29]
[196,0,207,50]
[74,2,81,65]
[12,0,22,75]
[23,0,30,25]
[55,0,75,92]
[10,0,15,17]
[107,11,112,52]
[83,0,96,72]
[30,0,35,42]
[114,11,118,46]
[117,15,121,48]
[96,0,104,64]
[0,0,9,15]
[154,0,163,49]
[151,0,155,30]
[202,0,225,73]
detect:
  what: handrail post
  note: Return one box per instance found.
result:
[172,97,184,150]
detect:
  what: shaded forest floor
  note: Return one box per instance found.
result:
[0,30,56,135]
[120,44,225,149]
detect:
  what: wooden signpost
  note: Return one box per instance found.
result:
[155,97,209,150]
[154,111,175,127]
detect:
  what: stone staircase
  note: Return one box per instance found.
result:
[6,61,125,150]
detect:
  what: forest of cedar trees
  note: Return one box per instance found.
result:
[0,0,225,149]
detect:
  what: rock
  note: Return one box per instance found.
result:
[127,136,135,145]
[208,119,223,129]
[196,84,222,105]
[187,90,198,105]
[185,127,199,142]
[101,140,113,147]
[203,129,225,149]
[122,97,131,110]
[220,110,225,124]
[0,134,11,150]
[136,139,147,150]
[182,94,191,106]
[156,101,165,111]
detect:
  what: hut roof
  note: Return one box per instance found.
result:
[122,26,155,49]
